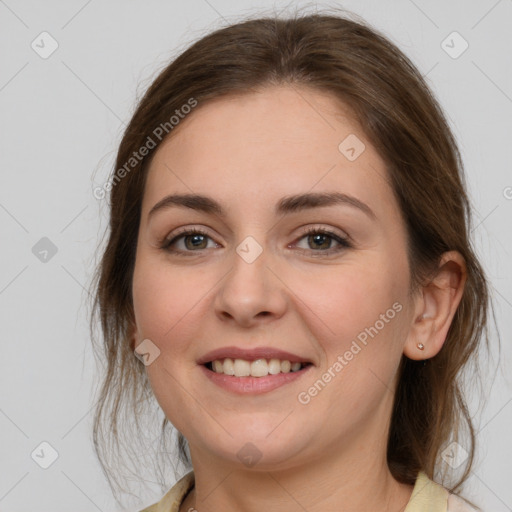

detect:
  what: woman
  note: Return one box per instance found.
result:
[90,9,492,512]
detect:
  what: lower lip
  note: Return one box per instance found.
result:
[199,364,313,395]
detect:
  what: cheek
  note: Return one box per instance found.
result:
[290,257,410,409]
[132,259,202,428]
[297,261,404,345]
[298,265,408,408]
[132,256,200,349]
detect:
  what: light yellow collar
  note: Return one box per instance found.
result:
[141,470,448,512]
[405,471,449,512]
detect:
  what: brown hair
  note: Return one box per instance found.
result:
[89,6,496,504]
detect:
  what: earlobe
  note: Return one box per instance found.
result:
[404,307,437,360]
[404,251,467,361]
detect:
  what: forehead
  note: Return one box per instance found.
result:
[141,85,395,222]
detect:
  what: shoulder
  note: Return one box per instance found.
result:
[139,471,195,512]
[447,492,482,512]
[406,471,482,512]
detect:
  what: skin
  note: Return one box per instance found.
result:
[130,85,467,512]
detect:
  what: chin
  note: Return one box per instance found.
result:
[200,431,313,471]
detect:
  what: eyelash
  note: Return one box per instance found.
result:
[159,226,352,257]
[293,227,352,256]
[159,227,353,257]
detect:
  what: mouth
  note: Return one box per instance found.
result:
[200,358,314,394]
[196,346,315,393]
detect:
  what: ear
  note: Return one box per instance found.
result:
[404,251,467,360]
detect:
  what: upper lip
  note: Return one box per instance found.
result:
[197,346,314,365]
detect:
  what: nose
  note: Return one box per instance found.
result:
[213,245,288,328]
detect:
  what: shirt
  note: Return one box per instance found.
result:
[139,470,480,512]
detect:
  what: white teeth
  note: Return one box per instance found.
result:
[233,359,251,377]
[209,358,306,377]
[268,359,282,375]
[290,362,302,372]
[223,358,235,375]
[250,359,269,377]
[281,360,291,373]
[212,360,224,373]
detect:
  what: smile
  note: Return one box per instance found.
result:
[200,359,313,395]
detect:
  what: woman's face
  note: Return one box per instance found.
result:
[131,85,419,470]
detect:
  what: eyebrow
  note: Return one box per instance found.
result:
[148,191,376,220]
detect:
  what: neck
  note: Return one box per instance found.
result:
[180,438,413,512]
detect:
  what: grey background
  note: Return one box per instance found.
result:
[0,0,511,510]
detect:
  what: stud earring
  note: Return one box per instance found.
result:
[417,343,425,350]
